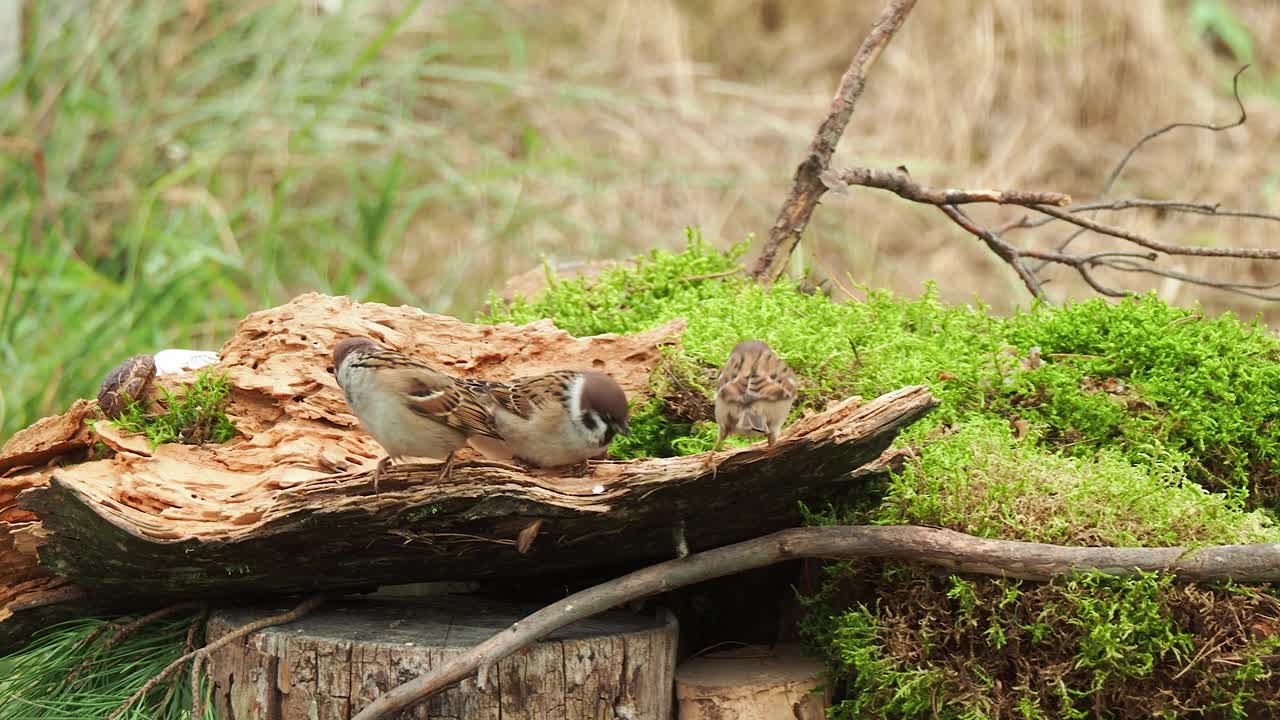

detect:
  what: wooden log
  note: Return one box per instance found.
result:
[204,596,679,720]
[0,292,937,648]
[675,643,830,720]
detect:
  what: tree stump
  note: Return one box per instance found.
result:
[205,595,679,720]
[675,643,830,720]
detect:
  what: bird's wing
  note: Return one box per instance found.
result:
[487,370,576,419]
[717,346,797,405]
[365,352,502,439]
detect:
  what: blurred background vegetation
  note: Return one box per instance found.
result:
[0,0,1277,439]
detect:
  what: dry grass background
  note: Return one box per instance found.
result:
[1,0,1279,436]
[395,0,1280,318]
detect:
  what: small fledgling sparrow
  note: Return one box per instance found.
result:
[468,370,631,470]
[713,340,798,451]
[333,337,501,491]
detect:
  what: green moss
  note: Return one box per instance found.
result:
[812,571,1280,720]
[824,605,964,720]
[1001,298,1280,497]
[874,418,1279,548]
[1060,573,1195,691]
[114,371,237,447]
[481,231,1280,717]
[482,234,1280,500]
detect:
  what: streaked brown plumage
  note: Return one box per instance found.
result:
[713,340,797,450]
[468,369,630,469]
[333,336,501,491]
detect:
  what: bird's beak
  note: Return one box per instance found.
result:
[613,420,631,437]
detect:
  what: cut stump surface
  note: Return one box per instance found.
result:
[675,643,830,720]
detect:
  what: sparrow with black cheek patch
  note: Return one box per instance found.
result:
[468,370,631,471]
[332,337,502,492]
[712,340,798,451]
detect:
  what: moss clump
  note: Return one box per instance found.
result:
[807,569,1280,720]
[1001,300,1280,498]
[481,232,1280,718]
[114,371,237,447]
[874,418,1279,548]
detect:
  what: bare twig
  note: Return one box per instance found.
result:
[938,204,1044,298]
[187,606,209,719]
[1003,198,1280,232]
[1042,64,1252,264]
[1100,65,1249,198]
[827,166,1071,207]
[1031,203,1280,260]
[351,524,1280,720]
[1097,258,1280,301]
[750,0,918,282]
[107,594,323,720]
[1017,249,1154,298]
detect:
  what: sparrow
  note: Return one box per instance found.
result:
[332,337,501,492]
[468,370,631,470]
[712,340,798,451]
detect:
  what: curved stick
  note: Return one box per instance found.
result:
[351,524,1280,720]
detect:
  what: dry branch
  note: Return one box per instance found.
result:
[1031,203,1280,260]
[939,204,1045,298]
[825,166,1070,207]
[1002,198,1280,231]
[747,42,1274,303]
[750,0,918,282]
[353,524,1280,719]
[1098,64,1249,198]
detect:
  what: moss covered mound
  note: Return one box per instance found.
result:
[483,232,1280,500]
[482,233,1280,718]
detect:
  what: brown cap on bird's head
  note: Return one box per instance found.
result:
[579,371,631,436]
[731,339,775,357]
[333,336,378,370]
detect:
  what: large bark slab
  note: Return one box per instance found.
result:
[0,291,936,648]
[20,385,933,600]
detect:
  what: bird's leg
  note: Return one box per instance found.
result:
[371,455,394,493]
[710,426,726,454]
[436,451,457,482]
[704,427,727,474]
[766,429,778,448]
[567,459,592,477]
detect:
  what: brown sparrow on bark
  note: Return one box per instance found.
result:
[712,340,798,451]
[333,337,501,491]
[468,370,630,470]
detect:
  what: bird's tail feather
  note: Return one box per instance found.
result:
[743,411,769,434]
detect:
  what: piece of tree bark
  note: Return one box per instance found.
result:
[204,596,678,720]
[18,384,932,601]
[0,292,935,648]
[675,643,831,720]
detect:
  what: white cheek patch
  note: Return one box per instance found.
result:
[568,374,585,417]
